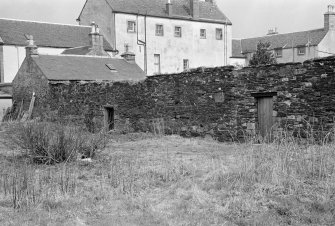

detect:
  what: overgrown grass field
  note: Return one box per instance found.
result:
[0,122,334,225]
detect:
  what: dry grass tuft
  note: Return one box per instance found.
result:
[0,128,334,225]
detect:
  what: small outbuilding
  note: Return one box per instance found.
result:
[11,30,146,131]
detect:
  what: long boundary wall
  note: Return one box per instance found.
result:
[13,56,335,141]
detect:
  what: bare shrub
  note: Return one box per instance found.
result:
[5,121,109,164]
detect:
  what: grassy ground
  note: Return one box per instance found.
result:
[0,132,335,226]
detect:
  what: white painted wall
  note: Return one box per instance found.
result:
[230,58,246,67]
[3,46,66,83]
[318,30,335,57]
[244,46,319,66]
[114,13,232,75]
[0,99,12,121]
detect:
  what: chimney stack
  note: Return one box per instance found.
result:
[25,35,38,57]
[324,5,335,31]
[267,27,278,36]
[89,21,107,56]
[190,0,200,19]
[121,43,136,64]
[166,0,173,16]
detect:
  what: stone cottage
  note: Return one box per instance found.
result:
[11,30,146,130]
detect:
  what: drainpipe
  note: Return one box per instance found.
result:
[113,13,118,56]
[136,12,147,74]
[223,22,226,65]
[16,46,20,70]
[144,13,147,74]
[0,40,4,83]
[225,21,228,65]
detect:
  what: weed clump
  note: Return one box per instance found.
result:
[5,121,108,164]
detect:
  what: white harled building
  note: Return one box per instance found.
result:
[77,0,232,75]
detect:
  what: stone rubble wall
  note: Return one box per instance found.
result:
[45,56,335,141]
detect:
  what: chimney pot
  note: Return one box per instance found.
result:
[88,23,109,56]
[121,44,136,64]
[90,21,96,34]
[25,35,38,56]
[267,27,278,35]
[324,5,335,30]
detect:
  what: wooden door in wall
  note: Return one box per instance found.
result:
[104,107,114,131]
[257,97,273,138]
[251,92,277,140]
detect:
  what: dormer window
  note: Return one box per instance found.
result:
[127,21,136,33]
[298,47,306,55]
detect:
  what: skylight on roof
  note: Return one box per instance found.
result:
[106,64,117,72]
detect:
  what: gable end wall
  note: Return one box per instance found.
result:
[79,0,115,48]
[318,30,335,58]
[12,57,50,118]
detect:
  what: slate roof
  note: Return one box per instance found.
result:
[239,28,328,53]
[32,55,146,82]
[62,46,92,55]
[0,18,114,51]
[102,0,231,24]
[231,39,245,58]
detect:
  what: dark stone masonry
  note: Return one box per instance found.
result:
[12,56,335,141]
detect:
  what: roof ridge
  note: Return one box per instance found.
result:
[101,0,231,24]
[35,54,112,59]
[0,18,91,28]
[242,28,326,40]
[63,46,89,50]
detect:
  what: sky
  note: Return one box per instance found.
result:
[0,0,333,38]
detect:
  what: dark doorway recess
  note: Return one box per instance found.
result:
[104,106,114,131]
[251,92,277,139]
